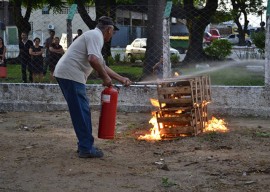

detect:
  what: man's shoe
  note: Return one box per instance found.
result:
[79,147,104,158]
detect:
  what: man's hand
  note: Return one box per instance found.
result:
[102,76,112,87]
[121,77,132,87]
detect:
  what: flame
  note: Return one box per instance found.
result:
[138,98,227,141]
[150,98,166,108]
[174,72,179,76]
[204,117,228,132]
[202,101,210,106]
[138,112,161,141]
[175,110,182,114]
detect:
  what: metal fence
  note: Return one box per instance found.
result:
[0,3,266,84]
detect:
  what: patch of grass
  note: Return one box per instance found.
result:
[209,67,264,86]
[1,64,143,84]
[1,63,265,86]
[1,64,51,83]
[161,177,177,187]
[110,65,143,82]
[255,131,270,138]
[180,65,264,86]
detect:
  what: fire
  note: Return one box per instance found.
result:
[175,110,182,114]
[204,117,228,132]
[138,112,161,141]
[174,72,179,76]
[138,96,228,141]
[150,98,166,108]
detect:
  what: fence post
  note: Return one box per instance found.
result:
[265,0,270,87]
[66,4,77,48]
[163,0,172,79]
[67,20,72,47]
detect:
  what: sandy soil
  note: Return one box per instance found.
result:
[0,110,270,192]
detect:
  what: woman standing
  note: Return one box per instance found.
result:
[29,37,44,83]
[0,37,7,67]
[49,37,64,83]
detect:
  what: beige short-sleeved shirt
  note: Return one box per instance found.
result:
[54,28,104,84]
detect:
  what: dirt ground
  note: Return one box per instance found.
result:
[0,110,269,192]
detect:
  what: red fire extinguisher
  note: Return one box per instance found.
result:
[98,86,119,139]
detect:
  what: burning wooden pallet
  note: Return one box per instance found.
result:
[156,75,211,138]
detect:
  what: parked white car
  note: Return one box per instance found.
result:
[125,38,180,60]
[221,34,252,46]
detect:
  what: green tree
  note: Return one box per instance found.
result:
[230,0,264,46]
[9,0,64,40]
[251,31,265,53]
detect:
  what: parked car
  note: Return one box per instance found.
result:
[203,32,213,45]
[209,28,221,40]
[203,29,220,46]
[221,34,252,46]
[125,38,181,60]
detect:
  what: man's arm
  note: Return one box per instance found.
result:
[105,65,132,86]
[88,54,112,87]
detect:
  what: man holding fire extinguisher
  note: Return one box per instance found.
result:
[54,16,132,158]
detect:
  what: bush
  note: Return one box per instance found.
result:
[137,55,145,62]
[107,56,115,66]
[114,53,121,63]
[204,39,232,60]
[170,54,180,66]
[129,55,136,63]
[251,31,265,53]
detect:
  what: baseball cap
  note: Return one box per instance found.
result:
[98,16,119,31]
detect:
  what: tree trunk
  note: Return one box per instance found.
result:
[75,0,96,29]
[9,1,32,41]
[143,0,166,77]
[184,17,210,64]
[182,0,218,64]
[234,18,247,46]
[231,0,249,46]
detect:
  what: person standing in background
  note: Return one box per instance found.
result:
[73,29,83,41]
[43,30,55,76]
[0,37,6,67]
[19,32,33,83]
[29,37,44,83]
[153,56,163,79]
[49,37,64,83]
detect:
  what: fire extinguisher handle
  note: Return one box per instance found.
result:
[113,84,120,92]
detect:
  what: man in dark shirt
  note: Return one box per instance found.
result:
[43,30,55,75]
[19,32,33,83]
[73,29,83,41]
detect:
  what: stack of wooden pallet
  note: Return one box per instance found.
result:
[155,75,211,138]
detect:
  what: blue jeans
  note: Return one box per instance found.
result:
[56,77,94,153]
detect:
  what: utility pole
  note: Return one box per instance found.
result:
[265,0,270,87]
[163,0,172,79]
[66,4,77,48]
